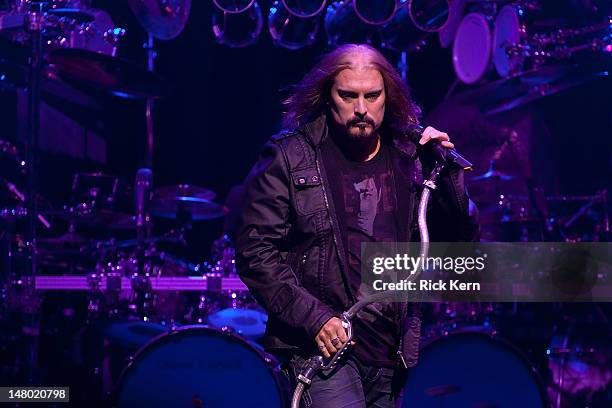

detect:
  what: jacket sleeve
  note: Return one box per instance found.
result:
[235,140,336,340]
[427,165,480,242]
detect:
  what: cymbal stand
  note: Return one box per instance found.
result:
[25,1,44,276]
[560,189,610,241]
[131,34,157,320]
[604,189,610,241]
[144,32,156,169]
[134,168,153,320]
[23,0,45,383]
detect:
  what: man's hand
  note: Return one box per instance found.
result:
[315,317,349,358]
[419,126,454,149]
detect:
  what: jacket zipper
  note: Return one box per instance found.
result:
[314,157,355,304]
[397,349,408,369]
[316,149,414,368]
[296,250,308,280]
[389,165,409,369]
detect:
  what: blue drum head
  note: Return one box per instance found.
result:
[403,331,547,408]
[115,326,287,407]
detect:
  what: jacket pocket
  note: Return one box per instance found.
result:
[290,166,325,216]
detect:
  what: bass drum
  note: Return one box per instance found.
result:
[403,329,548,407]
[114,326,289,408]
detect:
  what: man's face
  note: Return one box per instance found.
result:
[329,67,385,139]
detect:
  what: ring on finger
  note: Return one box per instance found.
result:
[331,337,340,346]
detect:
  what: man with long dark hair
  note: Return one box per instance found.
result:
[237,44,478,407]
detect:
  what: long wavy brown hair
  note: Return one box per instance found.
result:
[282,44,420,134]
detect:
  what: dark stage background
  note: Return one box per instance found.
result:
[3,0,605,262]
[1,1,610,260]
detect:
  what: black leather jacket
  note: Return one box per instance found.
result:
[236,113,478,367]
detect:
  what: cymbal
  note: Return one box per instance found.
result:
[452,65,609,116]
[150,196,226,221]
[478,206,541,224]
[154,184,216,200]
[38,230,89,246]
[78,210,136,230]
[44,208,136,230]
[47,8,96,23]
[487,69,609,116]
[47,48,167,99]
[470,160,518,182]
[128,0,192,40]
[471,169,517,182]
[37,231,97,272]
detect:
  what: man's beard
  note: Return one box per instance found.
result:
[344,117,377,139]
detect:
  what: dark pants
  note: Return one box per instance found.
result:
[280,353,404,408]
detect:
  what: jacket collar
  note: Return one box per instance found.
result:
[392,132,417,160]
[297,113,329,148]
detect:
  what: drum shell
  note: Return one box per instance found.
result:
[452,1,516,83]
[493,4,532,78]
[268,1,320,50]
[546,308,612,407]
[438,0,466,48]
[403,327,549,407]
[213,0,255,14]
[67,9,116,56]
[203,290,268,340]
[113,325,290,408]
[452,11,494,84]
[212,2,263,48]
[325,0,379,46]
[380,1,426,52]
[45,9,118,56]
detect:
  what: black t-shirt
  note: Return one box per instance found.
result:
[321,135,398,368]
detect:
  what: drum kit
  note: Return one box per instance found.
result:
[1,156,273,400]
[471,157,609,243]
[0,0,273,405]
[449,0,611,84]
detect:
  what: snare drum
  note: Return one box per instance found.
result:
[205,290,268,340]
[403,328,549,407]
[114,326,290,408]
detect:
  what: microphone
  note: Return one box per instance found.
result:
[134,168,153,228]
[405,124,473,171]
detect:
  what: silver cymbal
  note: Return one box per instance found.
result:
[150,196,226,221]
[451,65,609,116]
[154,184,216,200]
[48,48,167,99]
[128,0,192,40]
[471,169,517,182]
